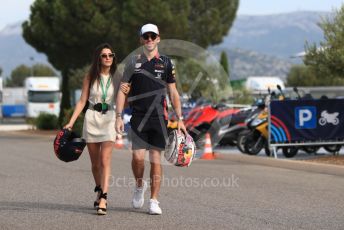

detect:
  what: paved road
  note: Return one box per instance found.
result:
[0,132,344,230]
[214,145,344,160]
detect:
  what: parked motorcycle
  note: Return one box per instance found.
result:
[243,109,270,155]
[213,104,263,147]
[239,92,273,155]
[241,85,297,157]
[186,103,239,148]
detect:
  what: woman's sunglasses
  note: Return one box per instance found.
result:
[100,53,115,59]
[142,33,158,41]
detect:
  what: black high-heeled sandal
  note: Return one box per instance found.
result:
[94,185,101,209]
[96,191,107,215]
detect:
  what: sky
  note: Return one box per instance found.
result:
[0,0,343,30]
[238,0,343,15]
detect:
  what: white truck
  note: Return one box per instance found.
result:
[2,87,26,117]
[25,77,60,118]
[245,76,285,92]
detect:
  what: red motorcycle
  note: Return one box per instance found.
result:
[186,103,239,148]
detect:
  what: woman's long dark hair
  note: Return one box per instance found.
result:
[88,43,117,87]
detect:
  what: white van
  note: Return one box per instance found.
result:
[25,77,60,118]
[245,76,285,92]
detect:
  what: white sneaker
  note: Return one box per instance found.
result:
[149,199,162,215]
[132,180,147,209]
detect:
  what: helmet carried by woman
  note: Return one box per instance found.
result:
[53,129,86,162]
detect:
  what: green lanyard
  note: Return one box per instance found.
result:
[100,76,111,107]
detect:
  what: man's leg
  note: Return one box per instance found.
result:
[145,118,166,214]
[132,149,146,187]
[131,149,148,209]
[148,149,163,215]
[149,149,162,200]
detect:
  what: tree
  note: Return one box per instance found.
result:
[0,67,2,76]
[220,51,229,75]
[7,65,31,87]
[32,64,56,77]
[287,65,344,87]
[69,65,89,90]
[187,0,238,47]
[286,65,317,86]
[304,5,344,85]
[232,88,253,105]
[6,64,56,87]
[176,58,231,102]
[22,0,239,121]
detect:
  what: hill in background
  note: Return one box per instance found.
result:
[0,22,49,78]
[0,11,330,80]
[217,11,329,58]
[211,11,330,80]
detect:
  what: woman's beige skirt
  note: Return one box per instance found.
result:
[82,109,116,143]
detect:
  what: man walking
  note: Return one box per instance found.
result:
[115,23,186,215]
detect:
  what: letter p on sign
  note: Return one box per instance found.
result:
[295,106,316,129]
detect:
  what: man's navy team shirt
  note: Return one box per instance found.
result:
[122,52,176,119]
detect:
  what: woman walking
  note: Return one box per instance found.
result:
[65,43,126,215]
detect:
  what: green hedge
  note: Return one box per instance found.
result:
[35,113,59,130]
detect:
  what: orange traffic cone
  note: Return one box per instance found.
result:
[115,134,124,149]
[201,133,215,160]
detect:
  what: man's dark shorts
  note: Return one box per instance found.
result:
[130,115,168,151]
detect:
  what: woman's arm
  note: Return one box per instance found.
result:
[64,75,90,129]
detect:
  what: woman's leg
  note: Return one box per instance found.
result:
[87,143,102,186]
[98,141,114,208]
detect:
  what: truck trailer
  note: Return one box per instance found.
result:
[25,77,60,118]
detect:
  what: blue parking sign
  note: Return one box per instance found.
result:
[295,106,317,129]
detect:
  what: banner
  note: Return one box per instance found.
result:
[269,99,344,144]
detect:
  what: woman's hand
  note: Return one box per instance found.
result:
[120,82,131,95]
[63,123,73,130]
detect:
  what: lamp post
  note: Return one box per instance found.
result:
[29,57,34,76]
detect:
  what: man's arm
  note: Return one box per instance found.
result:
[167,83,187,134]
[116,83,127,115]
[115,82,128,134]
[115,56,134,133]
[167,83,182,119]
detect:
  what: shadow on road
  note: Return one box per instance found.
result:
[0,201,147,216]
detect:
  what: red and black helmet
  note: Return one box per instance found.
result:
[53,129,86,162]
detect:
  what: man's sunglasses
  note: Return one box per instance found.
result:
[142,33,158,41]
[100,53,115,59]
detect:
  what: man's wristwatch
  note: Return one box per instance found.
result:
[177,115,184,121]
[116,112,122,119]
